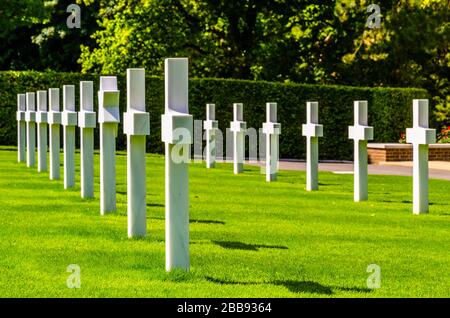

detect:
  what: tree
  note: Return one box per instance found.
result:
[0,0,99,71]
[32,0,99,71]
[0,0,47,70]
[339,1,450,126]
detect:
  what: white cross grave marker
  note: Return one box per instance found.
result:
[48,88,61,180]
[302,102,323,190]
[78,81,96,198]
[161,58,193,271]
[16,94,26,163]
[62,85,77,189]
[406,99,436,214]
[348,101,373,201]
[98,76,120,214]
[230,103,247,174]
[124,68,150,238]
[36,91,48,172]
[203,104,218,168]
[25,92,36,168]
[263,103,281,182]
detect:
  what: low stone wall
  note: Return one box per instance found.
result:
[368,143,450,163]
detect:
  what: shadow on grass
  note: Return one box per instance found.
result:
[191,219,225,225]
[212,240,288,251]
[273,280,333,295]
[147,203,165,207]
[148,216,225,225]
[429,202,450,206]
[380,199,411,204]
[206,277,371,295]
[379,199,449,207]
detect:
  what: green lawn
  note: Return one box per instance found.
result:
[0,146,449,298]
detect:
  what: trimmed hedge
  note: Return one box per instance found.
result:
[0,71,428,160]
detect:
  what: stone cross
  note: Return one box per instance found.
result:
[98,76,120,214]
[230,103,247,174]
[78,81,96,198]
[36,91,48,173]
[406,99,436,214]
[302,102,323,190]
[25,92,36,168]
[16,94,26,163]
[48,88,61,180]
[161,58,193,271]
[348,101,373,201]
[62,85,77,189]
[124,68,150,238]
[263,103,281,182]
[203,104,218,168]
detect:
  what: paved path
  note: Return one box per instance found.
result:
[250,160,450,181]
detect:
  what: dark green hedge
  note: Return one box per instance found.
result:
[0,71,428,160]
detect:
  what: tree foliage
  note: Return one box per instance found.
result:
[0,0,98,71]
[1,0,449,127]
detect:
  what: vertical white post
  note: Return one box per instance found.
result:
[263,103,281,182]
[25,92,36,168]
[161,58,193,271]
[203,104,218,168]
[124,68,150,238]
[62,85,77,189]
[98,77,120,214]
[406,99,436,214]
[48,88,61,180]
[16,94,26,163]
[78,81,96,198]
[36,91,48,172]
[302,102,323,190]
[230,103,246,174]
[349,101,373,202]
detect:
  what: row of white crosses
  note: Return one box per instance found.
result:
[14,58,436,274]
[301,99,436,214]
[16,71,150,227]
[14,60,191,272]
[15,58,282,272]
[205,102,281,181]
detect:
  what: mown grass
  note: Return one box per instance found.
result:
[0,146,449,297]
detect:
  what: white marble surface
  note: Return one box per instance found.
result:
[98,77,120,214]
[230,103,246,174]
[302,102,323,190]
[124,68,150,238]
[25,92,36,168]
[62,85,77,189]
[203,104,218,168]
[263,103,281,182]
[17,94,26,163]
[162,58,192,271]
[348,101,373,202]
[406,99,436,214]
[48,88,61,180]
[36,90,48,173]
[79,81,96,198]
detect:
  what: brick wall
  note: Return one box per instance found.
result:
[368,144,450,164]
